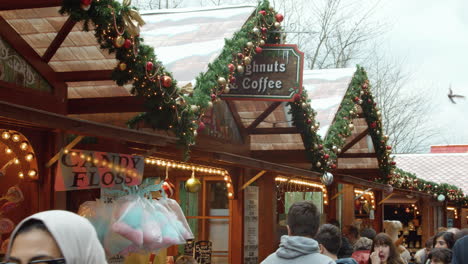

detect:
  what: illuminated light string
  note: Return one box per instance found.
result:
[354,189,376,210]
[447,207,458,219]
[275,176,329,205]
[144,157,234,199]
[1,130,37,179]
[62,149,140,179]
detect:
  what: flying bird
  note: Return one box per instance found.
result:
[448,84,465,104]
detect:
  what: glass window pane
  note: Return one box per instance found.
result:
[179,181,199,217]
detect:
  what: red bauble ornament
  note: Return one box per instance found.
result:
[258,10,267,16]
[324,154,330,159]
[261,27,268,34]
[229,76,236,84]
[211,94,217,101]
[306,119,312,124]
[146,61,153,72]
[123,39,132,49]
[386,145,392,150]
[237,53,244,59]
[275,13,284,22]
[368,99,372,103]
[371,122,377,128]
[228,63,235,72]
[255,47,263,53]
[293,93,301,101]
[162,75,172,88]
[354,96,360,102]
[197,122,206,133]
[162,180,175,197]
[390,161,397,165]
[81,0,92,5]
[362,82,368,89]
[318,144,323,150]
[330,164,337,169]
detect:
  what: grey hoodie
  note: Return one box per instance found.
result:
[261,235,336,264]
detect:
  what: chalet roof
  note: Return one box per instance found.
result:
[394,153,468,194]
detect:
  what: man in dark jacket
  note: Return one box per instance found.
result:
[451,235,468,264]
[329,219,354,258]
[316,224,358,264]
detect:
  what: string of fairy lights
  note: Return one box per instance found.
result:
[275,176,329,205]
[1,130,37,179]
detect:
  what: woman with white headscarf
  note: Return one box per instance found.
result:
[3,210,107,264]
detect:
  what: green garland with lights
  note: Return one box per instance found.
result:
[289,66,467,205]
[59,0,283,159]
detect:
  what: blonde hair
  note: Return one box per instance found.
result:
[175,255,197,264]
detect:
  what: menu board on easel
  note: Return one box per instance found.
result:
[194,240,212,264]
[184,239,195,256]
[244,186,259,264]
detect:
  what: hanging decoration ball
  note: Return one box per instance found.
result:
[261,27,268,34]
[316,161,322,168]
[114,36,125,48]
[301,102,308,109]
[318,144,323,150]
[348,123,355,130]
[384,184,393,195]
[185,176,201,193]
[321,172,334,186]
[337,148,342,154]
[330,164,337,169]
[370,122,377,128]
[258,10,267,16]
[293,93,301,102]
[207,101,213,110]
[162,180,175,197]
[386,145,392,150]
[146,61,153,72]
[377,110,382,117]
[190,105,199,112]
[211,94,217,101]
[259,40,266,46]
[193,130,198,137]
[383,135,389,141]
[237,65,245,74]
[243,56,252,65]
[390,161,397,166]
[237,53,244,59]
[306,119,312,124]
[197,122,206,133]
[252,27,260,35]
[228,63,235,72]
[332,145,338,152]
[162,75,172,88]
[358,99,363,104]
[175,97,186,106]
[123,39,132,49]
[323,154,330,160]
[275,13,284,22]
[255,47,263,53]
[229,76,236,84]
[246,42,254,49]
[217,77,227,86]
[80,0,92,10]
[274,22,281,28]
[223,86,230,94]
[437,194,446,202]
[118,62,127,71]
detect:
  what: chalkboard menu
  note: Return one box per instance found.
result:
[184,239,195,256]
[194,240,212,264]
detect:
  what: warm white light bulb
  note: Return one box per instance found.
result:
[2,131,10,139]
[5,148,12,154]
[25,153,34,161]
[20,142,28,150]
[12,134,20,142]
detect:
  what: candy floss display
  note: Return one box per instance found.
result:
[78,178,193,257]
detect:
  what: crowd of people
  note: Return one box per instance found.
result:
[262,201,468,264]
[1,204,467,264]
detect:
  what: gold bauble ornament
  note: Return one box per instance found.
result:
[253,27,260,35]
[259,40,266,46]
[274,22,281,28]
[185,171,201,193]
[217,77,227,86]
[114,36,125,48]
[207,101,213,109]
[243,56,252,65]
[246,42,254,48]
[377,110,382,117]
[224,86,230,94]
[316,162,322,168]
[193,130,198,137]
[190,105,199,112]
[337,148,342,154]
[237,65,245,73]
[119,62,127,71]
[301,102,308,108]
[348,123,355,130]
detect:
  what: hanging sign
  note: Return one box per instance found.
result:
[55,149,144,191]
[220,44,304,101]
[194,240,212,264]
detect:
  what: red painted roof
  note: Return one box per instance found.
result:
[394,153,468,194]
[431,145,468,153]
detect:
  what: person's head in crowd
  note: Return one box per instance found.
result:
[451,235,468,264]
[287,201,320,237]
[454,228,468,241]
[425,237,434,254]
[361,228,377,240]
[446,228,459,235]
[433,231,455,249]
[5,210,107,264]
[354,237,373,251]
[428,247,452,264]
[175,255,197,264]
[369,233,404,264]
[437,227,448,233]
[329,219,341,228]
[343,225,360,244]
[316,224,342,260]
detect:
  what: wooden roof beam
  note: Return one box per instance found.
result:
[340,128,369,154]
[42,17,77,63]
[225,101,247,139]
[68,96,145,114]
[251,150,307,163]
[58,70,113,82]
[0,0,62,10]
[249,127,299,134]
[246,102,281,133]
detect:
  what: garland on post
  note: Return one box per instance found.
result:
[59,0,283,159]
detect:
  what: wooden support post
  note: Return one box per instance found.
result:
[378,193,395,205]
[241,170,266,190]
[45,135,83,168]
[258,172,276,262]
